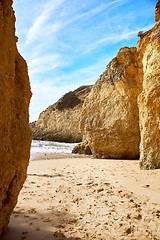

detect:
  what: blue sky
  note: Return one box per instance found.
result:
[13,0,157,122]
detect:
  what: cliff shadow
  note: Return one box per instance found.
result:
[1,208,82,240]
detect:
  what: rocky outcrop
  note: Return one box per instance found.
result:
[80,47,142,159]
[31,86,92,143]
[72,139,92,155]
[0,0,32,235]
[137,4,160,169]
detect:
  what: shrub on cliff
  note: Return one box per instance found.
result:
[56,91,81,111]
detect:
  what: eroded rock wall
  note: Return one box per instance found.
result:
[80,47,142,159]
[137,19,160,169]
[32,86,92,143]
[0,0,32,235]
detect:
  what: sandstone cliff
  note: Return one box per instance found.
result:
[80,47,142,159]
[155,0,160,22]
[0,0,32,235]
[137,1,160,169]
[31,85,92,143]
[77,1,160,169]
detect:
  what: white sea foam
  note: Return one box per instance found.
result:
[31,140,77,155]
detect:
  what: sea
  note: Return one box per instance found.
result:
[31,140,77,157]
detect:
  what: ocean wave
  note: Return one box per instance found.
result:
[31,140,77,154]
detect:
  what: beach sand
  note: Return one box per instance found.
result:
[1,153,160,240]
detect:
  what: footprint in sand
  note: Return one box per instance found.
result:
[35,227,41,231]
[21,231,28,240]
[27,208,37,214]
[31,181,36,184]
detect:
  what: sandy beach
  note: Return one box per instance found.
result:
[2,153,160,240]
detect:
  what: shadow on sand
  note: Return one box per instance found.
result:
[1,208,82,240]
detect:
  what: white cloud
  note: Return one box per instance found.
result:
[26,0,124,46]
[26,0,65,44]
[28,55,59,75]
[28,55,59,67]
[27,53,71,76]
[66,0,123,25]
[84,24,154,54]
[13,0,156,122]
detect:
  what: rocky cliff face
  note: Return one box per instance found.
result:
[32,86,92,143]
[0,0,32,235]
[155,0,160,22]
[78,1,160,169]
[80,47,142,159]
[137,5,160,169]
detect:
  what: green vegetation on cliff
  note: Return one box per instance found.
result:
[56,91,81,111]
[56,85,90,111]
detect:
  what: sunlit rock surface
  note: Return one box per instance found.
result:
[0,0,32,235]
[80,47,142,159]
[137,4,160,169]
